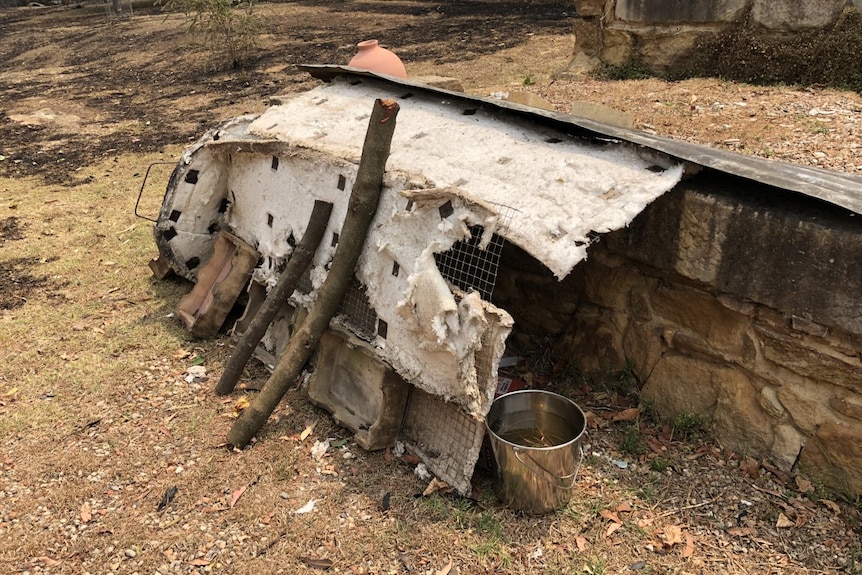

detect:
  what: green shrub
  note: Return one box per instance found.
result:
[672,412,710,440]
[163,0,261,69]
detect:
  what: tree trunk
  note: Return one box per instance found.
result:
[227,98,400,448]
[215,199,333,396]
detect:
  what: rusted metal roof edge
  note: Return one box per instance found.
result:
[301,64,862,215]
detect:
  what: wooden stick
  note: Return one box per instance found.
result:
[227,98,400,448]
[215,200,333,396]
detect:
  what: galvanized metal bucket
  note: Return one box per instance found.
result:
[485,390,586,514]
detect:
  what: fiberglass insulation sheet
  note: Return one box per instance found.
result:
[247,78,683,280]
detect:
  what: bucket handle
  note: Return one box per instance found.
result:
[513,445,583,490]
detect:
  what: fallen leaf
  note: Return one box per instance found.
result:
[776,513,794,528]
[616,502,633,513]
[645,437,666,454]
[189,558,210,566]
[612,407,641,422]
[795,475,813,493]
[727,526,754,537]
[80,501,92,523]
[660,525,684,547]
[606,522,622,537]
[575,536,588,552]
[820,499,841,515]
[33,556,62,567]
[230,485,247,509]
[434,557,453,575]
[233,396,250,416]
[683,531,694,558]
[331,438,349,448]
[422,477,451,496]
[599,509,622,524]
[740,456,761,479]
[300,556,334,570]
[300,422,316,441]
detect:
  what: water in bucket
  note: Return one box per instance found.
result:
[486,390,586,514]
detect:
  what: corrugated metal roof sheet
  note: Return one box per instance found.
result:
[302,65,862,215]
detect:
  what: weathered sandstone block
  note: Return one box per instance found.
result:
[751,0,847,30]
[615,0,748,23]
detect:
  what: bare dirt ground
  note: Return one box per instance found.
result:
[1,1,861,574]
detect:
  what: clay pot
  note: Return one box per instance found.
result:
[348,40,407,78]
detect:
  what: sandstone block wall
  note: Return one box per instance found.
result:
[571,0,859,72]
[494,172,862,495]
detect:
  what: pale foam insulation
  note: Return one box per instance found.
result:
[248,77,683,280]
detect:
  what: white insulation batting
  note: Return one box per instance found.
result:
[248,78,683,279]
[188,77,685,418]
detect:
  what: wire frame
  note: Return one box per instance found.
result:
[294,268,378,342]
[399,386,486,495]
[433,203,517,301]
[336,277,378,342]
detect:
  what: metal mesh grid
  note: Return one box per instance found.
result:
[433,204,517,300]
[399,387,486,495]
[335,277,378,341]
[294,269,377,341]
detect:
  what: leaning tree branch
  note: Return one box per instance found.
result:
[215,199,333,396]
[227,98,400,448]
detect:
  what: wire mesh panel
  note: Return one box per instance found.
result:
[399,387,486,495]
[335,277,378,341]
[433,203,517,300]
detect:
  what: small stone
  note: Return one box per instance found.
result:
[279,491,289,500]
[124,549,137,558]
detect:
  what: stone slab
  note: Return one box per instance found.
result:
[505,91,555,111]
[615,0,748,23]
[307,327,410,451]
[757,326,862,393]
[569,100,635,128]
[410,75,464,93]
[608,182,862,336]
[599,28,634,67]
[574,0,608,18]
[799,421,862,496]
[651,283,754,361]
[751,0,846,30]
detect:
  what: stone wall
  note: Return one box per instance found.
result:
[570,0,860,73]
[494,171,862,495]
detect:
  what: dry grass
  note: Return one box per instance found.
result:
[1,153,858,574]
[1,3,861,573]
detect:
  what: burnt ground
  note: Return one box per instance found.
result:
[1,216,64,309]
[0,0,572,185]
[1,3,862,574]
